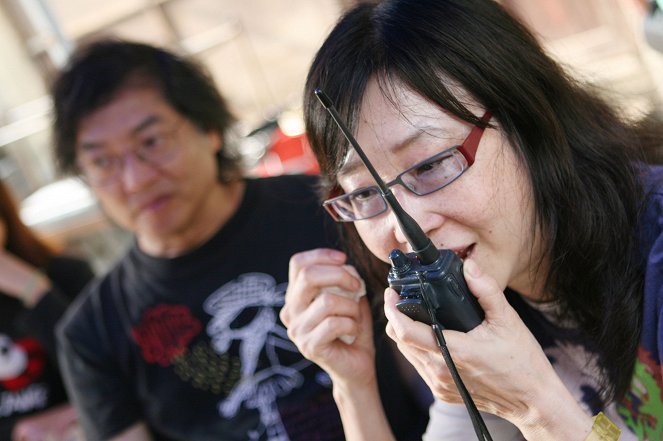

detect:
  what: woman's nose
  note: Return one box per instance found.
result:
[387,186,443,247]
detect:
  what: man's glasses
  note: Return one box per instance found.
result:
[323,111,491,222]
[77,119,186,187]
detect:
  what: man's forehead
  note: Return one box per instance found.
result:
[76,111,166,151]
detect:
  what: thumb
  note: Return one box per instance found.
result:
[463,259,511,320]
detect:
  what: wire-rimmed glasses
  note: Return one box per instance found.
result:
[323,112,492,222]
[76,119,187,187]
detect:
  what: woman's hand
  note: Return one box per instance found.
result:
[280,248,376,387]
[384,259,593,440]
[281,248,397,441]
[0,250,50,307]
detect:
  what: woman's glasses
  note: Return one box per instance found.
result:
[323,112,491,222]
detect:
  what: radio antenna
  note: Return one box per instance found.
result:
[315,88,438,265]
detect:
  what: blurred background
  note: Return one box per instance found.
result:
[1,0,662,273]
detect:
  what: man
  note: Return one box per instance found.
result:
[51,40,348,441]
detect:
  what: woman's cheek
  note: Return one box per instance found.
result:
[354,220,394,263]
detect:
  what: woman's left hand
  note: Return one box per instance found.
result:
[384,259,590,438]
[0,251,50,307]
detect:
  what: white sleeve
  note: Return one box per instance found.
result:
[423,399,524,441]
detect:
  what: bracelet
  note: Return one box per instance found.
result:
[20,271,46,306]
[584,412,621,441]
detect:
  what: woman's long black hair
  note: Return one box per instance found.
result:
[0,180,55,267]
[304,0,659,402]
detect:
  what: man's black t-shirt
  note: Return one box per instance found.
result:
[58,174,429,441]
[58,175,349,441]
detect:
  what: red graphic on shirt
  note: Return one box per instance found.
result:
[131,304,202,367]
[0,337,46,391]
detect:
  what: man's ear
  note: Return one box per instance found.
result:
[208,130,223,153]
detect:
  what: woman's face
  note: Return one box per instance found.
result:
[335,79,546,299]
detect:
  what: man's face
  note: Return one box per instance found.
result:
[75,86,224,256]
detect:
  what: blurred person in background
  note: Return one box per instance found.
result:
[51,39,428,441]
[0,179,94,440]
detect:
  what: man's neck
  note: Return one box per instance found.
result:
[137,179,246,258]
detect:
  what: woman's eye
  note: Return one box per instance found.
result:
[414,157,446,176]
[353,188,379,202]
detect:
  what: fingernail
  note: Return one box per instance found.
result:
[384,287,397,299]
[464,259,481,278]
[383,288,394,308]
[329,250,345,262]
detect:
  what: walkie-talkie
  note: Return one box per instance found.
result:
[314,88,484,332]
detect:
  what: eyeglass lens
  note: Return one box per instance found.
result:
[78,125,181,186]
[328,148,467,221]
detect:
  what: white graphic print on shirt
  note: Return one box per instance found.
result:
[204,273,313,441]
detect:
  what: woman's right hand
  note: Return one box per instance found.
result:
[280,248,376,387]
[384,259,593,440]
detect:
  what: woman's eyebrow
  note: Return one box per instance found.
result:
[338,125,453,177]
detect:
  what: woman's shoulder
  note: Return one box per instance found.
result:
[639,165,663,254]
[642,164,663,195]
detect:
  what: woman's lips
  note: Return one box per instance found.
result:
[452,243,475,261]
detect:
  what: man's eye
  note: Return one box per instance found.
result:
[142,134,166,150]
[90,156,113,169]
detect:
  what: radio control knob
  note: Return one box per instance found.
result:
[389,249,411,274]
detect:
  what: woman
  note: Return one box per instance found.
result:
[0,179,94,440]
[280,0,663,440]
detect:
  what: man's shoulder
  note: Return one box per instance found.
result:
[245,174,325,209]
[249,173,321,193]
[57,254,130,338]
[46,254,94,274]
[236,174,338,247]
